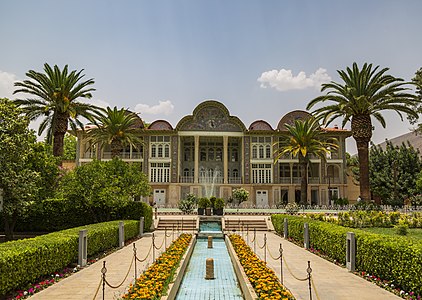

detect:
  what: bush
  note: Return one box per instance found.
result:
[178,199,195,214]
[272,215,422,296]
[285,202,299,214]
[198,197,211,209]
[8,198,152,233]
[0,220,140,297]
[395,224,408,236]
[214,198,225,209]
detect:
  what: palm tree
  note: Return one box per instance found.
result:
[275,118,337,205]
[13,63,102,157]
[86,106,144,158]
[307,62,419,201]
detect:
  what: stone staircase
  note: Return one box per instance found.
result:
[155,218,197,231]
[223,218,268,232]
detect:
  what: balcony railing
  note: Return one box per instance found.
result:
[228,177,242,184]
[199,176,223,184]
[180,176,194,183]
[101,152,143,159]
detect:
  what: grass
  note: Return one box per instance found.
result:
[360,227,422,241]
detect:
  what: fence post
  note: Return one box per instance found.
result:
[101,261,107,300]
[119,221,125,248]
[139,217,144,237]
[304,223,310,249]
[264,233,267,263]
[133,243,137,279]
[253,228,256,253]
[152,233,156,261]
[78,229,87,267]
[283,218,288,239]
[279,243,283,285]
[346,232,356,272]
[307,261,313,300]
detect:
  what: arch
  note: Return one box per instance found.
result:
[176,100,247,131]
[148,120,173,130]
[248,120,274,131]
[277,110,313,131]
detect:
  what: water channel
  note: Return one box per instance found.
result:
[175,220,244,299]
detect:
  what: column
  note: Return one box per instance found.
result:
[223,136,228,184]
[194,135,199,183]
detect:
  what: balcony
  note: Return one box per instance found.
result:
[199,176,223,184]
[180,176,194,183]
[228,177,242,184]
[101,152,143,159]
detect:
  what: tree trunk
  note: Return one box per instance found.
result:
[356,138,371,201]
[351,114,372,202]
[3,213,16,241]
[53,112,69,158]
[111,140,123,158]
[299,155,308,205]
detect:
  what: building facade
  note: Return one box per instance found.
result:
[75,100,351,207]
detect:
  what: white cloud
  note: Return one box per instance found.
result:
[257,67,331,91]
[0,70,18,99]
[134,100,174,116]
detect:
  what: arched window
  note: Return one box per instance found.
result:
[266,145,271,158]
[158,144,163,157]
[216,148,222,161]
[252,145,257,159]
[259,145,264,159]
[151,145,157,158]
[208,148,215,161]
[233,169,239,178]
[200,148,206,161]
[183,168,189,177]
[232,149,238,162]
[164,144,170,158]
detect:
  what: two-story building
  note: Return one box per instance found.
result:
[75,100,351,207]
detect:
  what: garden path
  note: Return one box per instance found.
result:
[253,231,402,300]
[28,231,168,300]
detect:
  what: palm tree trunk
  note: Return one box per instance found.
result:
[356,138,371,201]
[53,112,69,157]
[299,156,308,205]
[111,140,122,158]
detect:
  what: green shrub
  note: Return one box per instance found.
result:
[395,224,408,236]
[7,198,152,233]
[272,215,422,295]
[198,197,211,209]
[214,198,225,209]
[0,220,140,297]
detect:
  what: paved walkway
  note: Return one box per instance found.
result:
[27,215,401,300]
[29,232,169,300]
[250,231,401,300]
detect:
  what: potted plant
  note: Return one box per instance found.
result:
[213,198,225,215]
[204,198,212,216]
[197,197,209,215]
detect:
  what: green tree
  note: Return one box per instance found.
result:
[0,98,39,240]
[86,106,143,158]
[307,62,419,201]
[63,133,77,160]
[410,67,422,131]
[275,118,336,205]
[57,158,150,221]
[13,63,103,157]
[369,141,421,206]
[232,188,249,206]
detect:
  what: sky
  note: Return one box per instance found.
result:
[1,0,422,154]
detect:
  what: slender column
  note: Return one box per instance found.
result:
[223,136,228,184]
[194,135,199,183]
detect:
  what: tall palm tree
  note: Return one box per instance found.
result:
[275,118,337,205]
[86,106,144,158]
[307,62,419,201]
[13,63,102,157]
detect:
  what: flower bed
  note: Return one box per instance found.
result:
[229,234,295,300]
[122,233,192,300]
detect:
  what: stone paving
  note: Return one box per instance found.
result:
[27,215,403,300]
[28,232,168,300]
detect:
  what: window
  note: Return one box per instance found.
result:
[150,162,170,182]
[233,169,239,178]
[150,136,170,158]
[252,163,272,184]
[251,136,272,159]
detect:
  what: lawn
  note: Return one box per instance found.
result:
[360,227,422,241]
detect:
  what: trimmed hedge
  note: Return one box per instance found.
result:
[0,220,140,297]
[5,198,152,233]
[272,215,422,296]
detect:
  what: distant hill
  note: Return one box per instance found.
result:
[375,131,422,153]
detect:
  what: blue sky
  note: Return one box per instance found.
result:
[1,0,422,153]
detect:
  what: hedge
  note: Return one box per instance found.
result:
[0,220,140,297]
[272,214,422,296]
[3,198,152,233]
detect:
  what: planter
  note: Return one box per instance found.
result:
[205,208,212,216]
[213,208,223,216]
[197,208,205,215]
